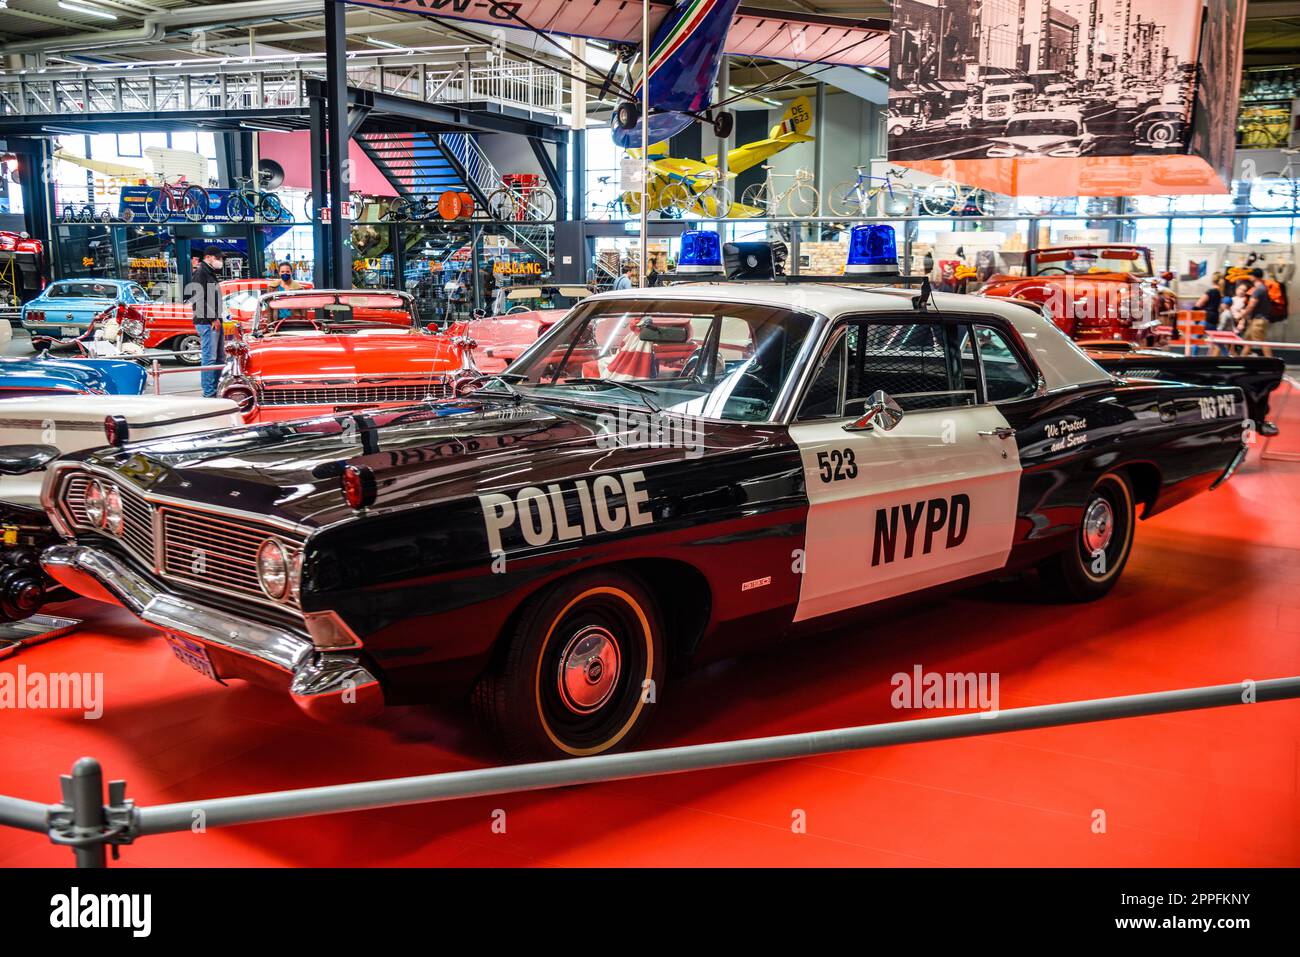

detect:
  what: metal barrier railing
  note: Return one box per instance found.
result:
[147,357,222,395]
[1,675,1296,867]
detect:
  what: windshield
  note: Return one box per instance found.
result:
[497,286,589,314]
[1005,118,1080,137]
[254,292,415,334]
[1029,247,1153,277]
[500,297,816,422]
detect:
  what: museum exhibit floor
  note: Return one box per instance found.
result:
[1,383,1297,868]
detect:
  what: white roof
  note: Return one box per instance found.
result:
[584,283,1109,392]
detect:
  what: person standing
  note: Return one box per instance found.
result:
[276,261,302,291]
[1238,269,1274,359]
[188,245,226,398]
[613,262,636,290]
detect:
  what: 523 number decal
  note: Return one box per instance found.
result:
[816,448,858,483]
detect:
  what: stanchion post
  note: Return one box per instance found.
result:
[152,358,161,395]
[67,757,106,869]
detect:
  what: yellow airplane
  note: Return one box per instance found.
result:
[622,96,814,218]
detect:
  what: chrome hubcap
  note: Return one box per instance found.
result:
[1082,497,1115,554]
[557,625,621,715]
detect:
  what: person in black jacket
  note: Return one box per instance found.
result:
[187,246,225,397]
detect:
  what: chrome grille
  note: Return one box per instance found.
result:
[62,473,156,567]
[160,509,301,608]
[260,381,449,406]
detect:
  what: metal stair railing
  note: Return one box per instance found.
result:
[440,132,553,263]
[0,50,569,119]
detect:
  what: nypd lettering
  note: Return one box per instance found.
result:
[872,493,970,566]
[479,470,653,554]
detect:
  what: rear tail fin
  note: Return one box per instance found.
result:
[769,96,814,140]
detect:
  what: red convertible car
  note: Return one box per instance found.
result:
[219,288,474,422]
[465,284,591,372]
[976,245,1162,344]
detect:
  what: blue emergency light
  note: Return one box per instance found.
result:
[677,229,724,274]
[844,224,899,276]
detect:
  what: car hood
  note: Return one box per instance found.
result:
[242,331,464,379]
[77,395,769,530]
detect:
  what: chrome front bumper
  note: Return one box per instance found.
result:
[41,544,383,720]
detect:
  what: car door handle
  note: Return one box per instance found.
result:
[978,427,1016,439]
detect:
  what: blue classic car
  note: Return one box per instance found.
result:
[0,355,147,397]
[19,278,154,340]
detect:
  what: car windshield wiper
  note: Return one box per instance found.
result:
[469,372,527,401]
[539,377,661,412]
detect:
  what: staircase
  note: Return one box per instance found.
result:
[356,130,552,264]
[355,132,467,201]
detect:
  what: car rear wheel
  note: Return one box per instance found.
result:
[1038,471,1135,602]
[173,333,201,365]
[473,569,666,761]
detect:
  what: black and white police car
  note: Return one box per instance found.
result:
[42,270,1248,759]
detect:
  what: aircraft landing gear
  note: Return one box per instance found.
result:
[711,110,734,139]
[616,101,641,132]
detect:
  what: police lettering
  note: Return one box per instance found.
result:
[871,493,970,566]
[480,470,653,554]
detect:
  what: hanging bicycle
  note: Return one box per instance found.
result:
[144,177,209,224]
[488,182,555,222]
[827,166,912,218]
[740,165,819,218]
[913,179,991,217]
[662,170,733,219]
[226,177,289,223]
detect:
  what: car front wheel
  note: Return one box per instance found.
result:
[474,569,666,761]
[1038,471,1136,602]
[173,333,201,365]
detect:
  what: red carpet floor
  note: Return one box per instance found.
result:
[2,386,1298,868]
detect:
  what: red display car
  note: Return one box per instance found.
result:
[464,284,591,372]
[976,245,1162,344]
[218,288,475,422]
[130,279,313,364]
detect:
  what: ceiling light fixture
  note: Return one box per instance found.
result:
[366,38,405,51]
[58,1,118,20]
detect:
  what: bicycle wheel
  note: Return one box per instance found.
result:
[259,193,286,223]
[660,181,694,216]
[487,188,519,221]
[919,183,960,217]
[182,185,209,222]
[786,184,819,218]
[706,183,733,219]
[145,188,170,224]
[226,193,252,223]
[740,184,769,216]
[1249,176,1292,212]
[528,188,555,221]
[828,181,869,217]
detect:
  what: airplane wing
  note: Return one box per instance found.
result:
[350,1,889,68]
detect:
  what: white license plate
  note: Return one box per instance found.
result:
[166,634,218,682]
[61,325,82,336]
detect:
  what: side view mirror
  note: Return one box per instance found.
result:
[843,390,904,432]
[471,309,486,320]
[0,444,61,476]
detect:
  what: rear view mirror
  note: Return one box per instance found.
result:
[844,390,904,432]
[638,320,689,344]
[321,304,353,322]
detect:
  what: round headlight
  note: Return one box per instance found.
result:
[104,486,123,535]
[257,538,288,600]
[84,481,106,527]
